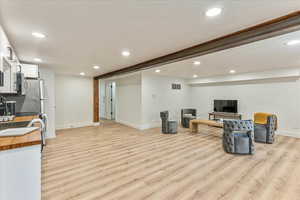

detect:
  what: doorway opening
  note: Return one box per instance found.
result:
[100,81,116,121]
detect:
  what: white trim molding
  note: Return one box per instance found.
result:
[56,122,100,130]
[277,129,300,138]
[115,119,143,130]
[188,68,300,86]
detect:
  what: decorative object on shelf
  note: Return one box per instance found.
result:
[223,119,255,155]
[254,112,277,144]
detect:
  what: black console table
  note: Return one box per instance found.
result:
[208,112,242,120]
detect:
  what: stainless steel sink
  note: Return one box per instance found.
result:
[0,121,31,131]
[0,127,39,137]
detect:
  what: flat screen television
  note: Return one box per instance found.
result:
[214,100,238,113]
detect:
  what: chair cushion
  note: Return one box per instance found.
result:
[168,121,178,134]
[184,116,196,120]
[254,112,273,125]
[254,124,267,142]
[233,132,250,154]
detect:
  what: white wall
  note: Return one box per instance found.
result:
[115,70,300,137]
[141,73,191,129]
[115,74,142,129]
[39,68,56,138]
[55,74,94,129]
[114,73,191,130]
[190,79,300,135]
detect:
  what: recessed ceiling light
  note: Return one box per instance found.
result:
[229,70,236,74]
[193,74,198,78]
[93,65,100,69]
[206,7,222,17]
[34,58,42,62]
[80,72,85,76]
[155,69,161,73]
[193,61,201,65]
[286,40,300,46]
[122,50,130,57]
[32,32,46,39]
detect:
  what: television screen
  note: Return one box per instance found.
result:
[214,100,238,113]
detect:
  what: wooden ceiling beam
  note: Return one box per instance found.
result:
[95,11,300,80]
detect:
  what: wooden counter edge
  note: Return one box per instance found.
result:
[0,115,39,124]
[0,130,41,151]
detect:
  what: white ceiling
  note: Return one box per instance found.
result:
[0,0,300,77]
[144,30,300,79]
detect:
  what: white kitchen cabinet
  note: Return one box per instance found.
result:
[0,57,12,93]
[0,26,20,94]
[21,63,39,79]
[0,145,41,200]
[10,61,18,93]
[0,56,18,94]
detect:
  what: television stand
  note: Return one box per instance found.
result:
[208,112,242,120]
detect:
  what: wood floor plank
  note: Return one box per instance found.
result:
[43,136,217,197]
[42,122,300,200]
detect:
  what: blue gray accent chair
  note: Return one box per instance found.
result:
[181,109,197,128]
[160,111,178,134]
[254,114,277,144]
[223,120,255,155]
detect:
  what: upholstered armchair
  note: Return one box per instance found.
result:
[181,109,197,128]
[254,113,277,144]
[223,120,255,155]
[160,111,178,134]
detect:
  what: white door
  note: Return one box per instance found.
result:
[106,83,112,120]
[111,82,116,120]
[105,82,116,120]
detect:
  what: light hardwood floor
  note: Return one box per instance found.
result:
[42,122,300,200]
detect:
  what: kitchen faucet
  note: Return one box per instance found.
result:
[27,118,46,151]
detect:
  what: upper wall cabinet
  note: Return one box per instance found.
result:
[0,26,21,94]
[21,64,39,79]
[0,55,18,94]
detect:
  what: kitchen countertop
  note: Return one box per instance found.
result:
[0,115,41,151]
[0,115,39,124]
[0,129,41,151]
[16,112,40,117]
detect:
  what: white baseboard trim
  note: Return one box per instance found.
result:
[55,121,300,139]
[277,129,300,138]
[140,122,161,130]
[118,120,140,129]
[46,135,56,139]
[116,119,158,130]
[116,119,161,130]
[115,119,142,130]
[56,121,100,130]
